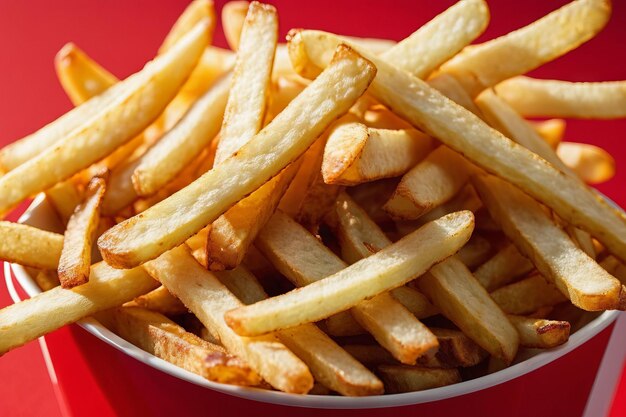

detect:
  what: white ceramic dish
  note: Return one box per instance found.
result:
[6,194,621,409]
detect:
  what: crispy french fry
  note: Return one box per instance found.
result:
[58,177,106,288]
[143,246,314,394]
[222,1,249,51]
[384,146,469,220]
[473,173,624,311]
[507,314,570,349]
[132,73,231,197]
[495,76,626,119]
[99,46,376,268]
[531,119,566,149]
[490,274,568,315]
[256,211,439,364]
[226,211,474,337]
[455,234,493,270]
[417,256,519,363]
[102,306,261,385]
[34,270,61,292]
[288,29,626,264]
[54,42,117,106]
[427,328,488,368]
[215,265,384,396]
[377,365,460,394]
[427,73,483,116]
[557,142,616,185]
[600,255,626,285]
[0,21,208,216]
[45,180,83,225]
[129,285,188,316]
[474,243,534,291]
[159,0,215,54]
[0,263,158,355]
[0,222,63,270]
[322,122,435,185]
[439,0,611,96]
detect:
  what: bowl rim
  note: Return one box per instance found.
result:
[6,194,622,409]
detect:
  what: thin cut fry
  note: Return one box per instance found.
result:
[473,173,624,311]
[507,314,570,349]
[159,0,215,54]
[0,222,63,270]
[490,274,568,315]
[99,45,376,268]
[0,21,208,216]
[377,366,460,394]
[494,76,626,119]
[0,263,158,355]
[287,29,626,264]
[58,177,106,288]
[225,211,474,337]
[474,243,534,292]
[557,142,616,184]
[143,246,314,394]
[256,211,439,364]
[439,0,611,96]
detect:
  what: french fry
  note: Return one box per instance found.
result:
[494,76,626,119]
[54,42,117,106]
[225,211,474,337]
[455,234,493,270]
[288,29,626,264]
[0,263,158,355]
[341,344,399,366]
[0,222,63,270]
[377,366,461,394]
[507,315,570,349]
[0,21,208,216]
[159,0,215,54]
[557,142,616,185]
[143,246,314,394]
[58,177,106,288]
[384,146,470,220]
[490,274,568,315]
[439,0,611,96]
[417,256,519,363]
[215,265,384,396]
[531,119,566,149]
[256,211,439,364]
[600,255,626,285]
[129,286,188,316]
[473,173,624,311]
[427,328,488,368]
[427,73,483,116]
[99,45,376,268]
[322,122,436,185]
[34,270,61,292]
[45,180,83,225]
[101,306,261,385]
[132,73,231,197]
[222,1,249,51]
[474,243,534,291]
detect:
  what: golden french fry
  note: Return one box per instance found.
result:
[58,177,106,288]
[222,1,249,51]
[495,76,626,119]
[0,263,158,355]
[417,256,519,363]
[54,42,117,105]
[143,246,314,394]
[473,173,624,311]
[0,222,63,270]
[0,21,208,217]
[426,328,488,368]
[102,306,261,385]
[256,211,439,364]
[99,46,376,268]
[322,122,435,185]
[455,234,493,270]
[507,315,570,349]
[377,365,460,394]
[129,285,188,316]
[490,274,568,315]
[600,255,626,285]
[45,180,83,225]
[225,211,474,337]
[474,243,534,292]
[34,270,61,292]
[531,119,566,149]
[215,265,384,396]
[159,0,215,54]
[288,29,626,264]
[440,0,611,96]
[427,73,483,116]
[384,146,470,220]
[557,142,616,184]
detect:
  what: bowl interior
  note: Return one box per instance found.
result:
[8,195,620,409]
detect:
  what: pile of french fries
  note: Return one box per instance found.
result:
[1,0,625,397]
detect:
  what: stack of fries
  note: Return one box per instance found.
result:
[1,0,625,396]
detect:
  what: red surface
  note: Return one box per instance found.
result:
[1,1,625,416]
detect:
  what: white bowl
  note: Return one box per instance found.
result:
[6,194,621,409]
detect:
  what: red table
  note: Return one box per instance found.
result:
[1,1,625,416]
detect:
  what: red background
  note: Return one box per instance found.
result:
[0,1,624,416]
